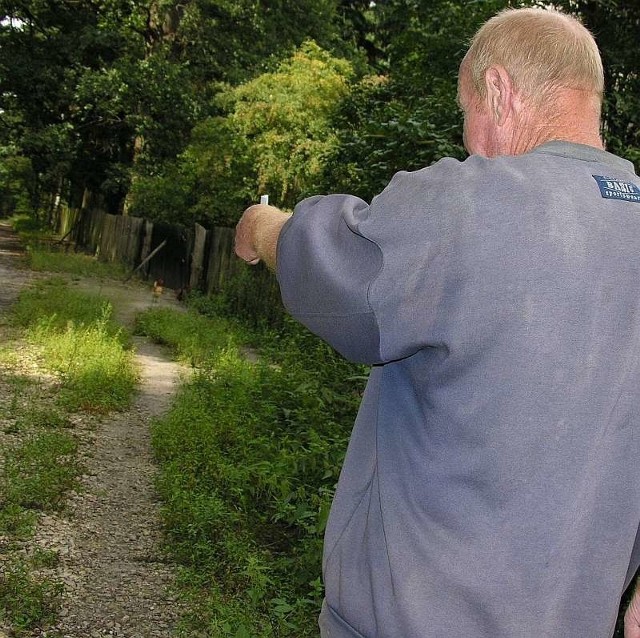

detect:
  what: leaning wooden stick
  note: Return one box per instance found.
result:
[124,239,167,282]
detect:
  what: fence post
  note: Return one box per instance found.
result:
[190,223,207,291]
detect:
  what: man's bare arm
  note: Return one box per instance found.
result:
[234,204,291,270]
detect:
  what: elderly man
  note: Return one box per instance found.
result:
[235,7,640,637]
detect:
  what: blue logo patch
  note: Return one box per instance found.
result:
[592,175,640,203]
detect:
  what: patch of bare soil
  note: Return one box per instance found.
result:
[0,222,189,638]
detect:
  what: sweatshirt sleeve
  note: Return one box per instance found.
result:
[276,158,465,365]
[276,194,384,364]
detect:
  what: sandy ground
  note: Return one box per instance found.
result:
[0,222,188,638]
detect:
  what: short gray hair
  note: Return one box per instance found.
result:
[463,7,604,105]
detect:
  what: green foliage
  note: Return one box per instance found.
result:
[174,114,254,226]
[11,278,137,412]
[0,557,63,632]
[174,0,346,86]
[0,0,365,218]
[134,306,241,366]
[320,0,508,201]
[0,0,133,209]
[228,41,352,207]
[147,308,366,635]
[321,74,466,200]
[1,432,79,511]
[0,153,34,217]
[191,265,286,330]
[9,213,47,235]
[559,0,640,169]
[125,159,198,226]
[131,41,353,225]
[2,0,639,225]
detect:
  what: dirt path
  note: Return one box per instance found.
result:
[0,222,187,638]
[0,221,40,309]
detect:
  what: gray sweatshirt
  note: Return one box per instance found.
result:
[276,141,640,637]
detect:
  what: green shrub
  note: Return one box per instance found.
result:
[149,307,366,635]
[9,214,45,234]
[205,266,286,330]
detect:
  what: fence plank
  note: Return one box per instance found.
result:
[205,228,223,294]
[126,217,144,267]
[190,223,207,291]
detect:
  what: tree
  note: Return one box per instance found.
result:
[128,41,353,225]
[2,0,636,227]
[320,0,509,202]
[0,0,142,213]
[0,0,356,220]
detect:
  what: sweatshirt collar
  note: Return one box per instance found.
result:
[530,140,637,175]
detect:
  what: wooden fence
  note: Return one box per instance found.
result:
[54,205,283,321]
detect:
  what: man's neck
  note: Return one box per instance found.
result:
[509,90,603,155]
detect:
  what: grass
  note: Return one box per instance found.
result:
[0,558,63,631]
[134,306,242,367]
[11,278,137,412]
[26,248,128,279]
[11,277,127,340]
[0,353,72,631]
[2,431,79,510]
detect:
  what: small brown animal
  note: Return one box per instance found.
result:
[152,279,164,302]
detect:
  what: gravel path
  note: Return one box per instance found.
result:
[0,222,186,638]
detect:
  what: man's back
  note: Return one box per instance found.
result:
[275,141,640,637]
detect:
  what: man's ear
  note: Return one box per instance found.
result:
[484,65,513,126]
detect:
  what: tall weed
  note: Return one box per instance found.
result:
[28,314,137,412]
[26,247,128,279]
[12,278,137,412]
[134,307,240,366]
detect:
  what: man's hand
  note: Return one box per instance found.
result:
[625,585,640,638]
[234,204,263,265]
[234,204,291,271]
